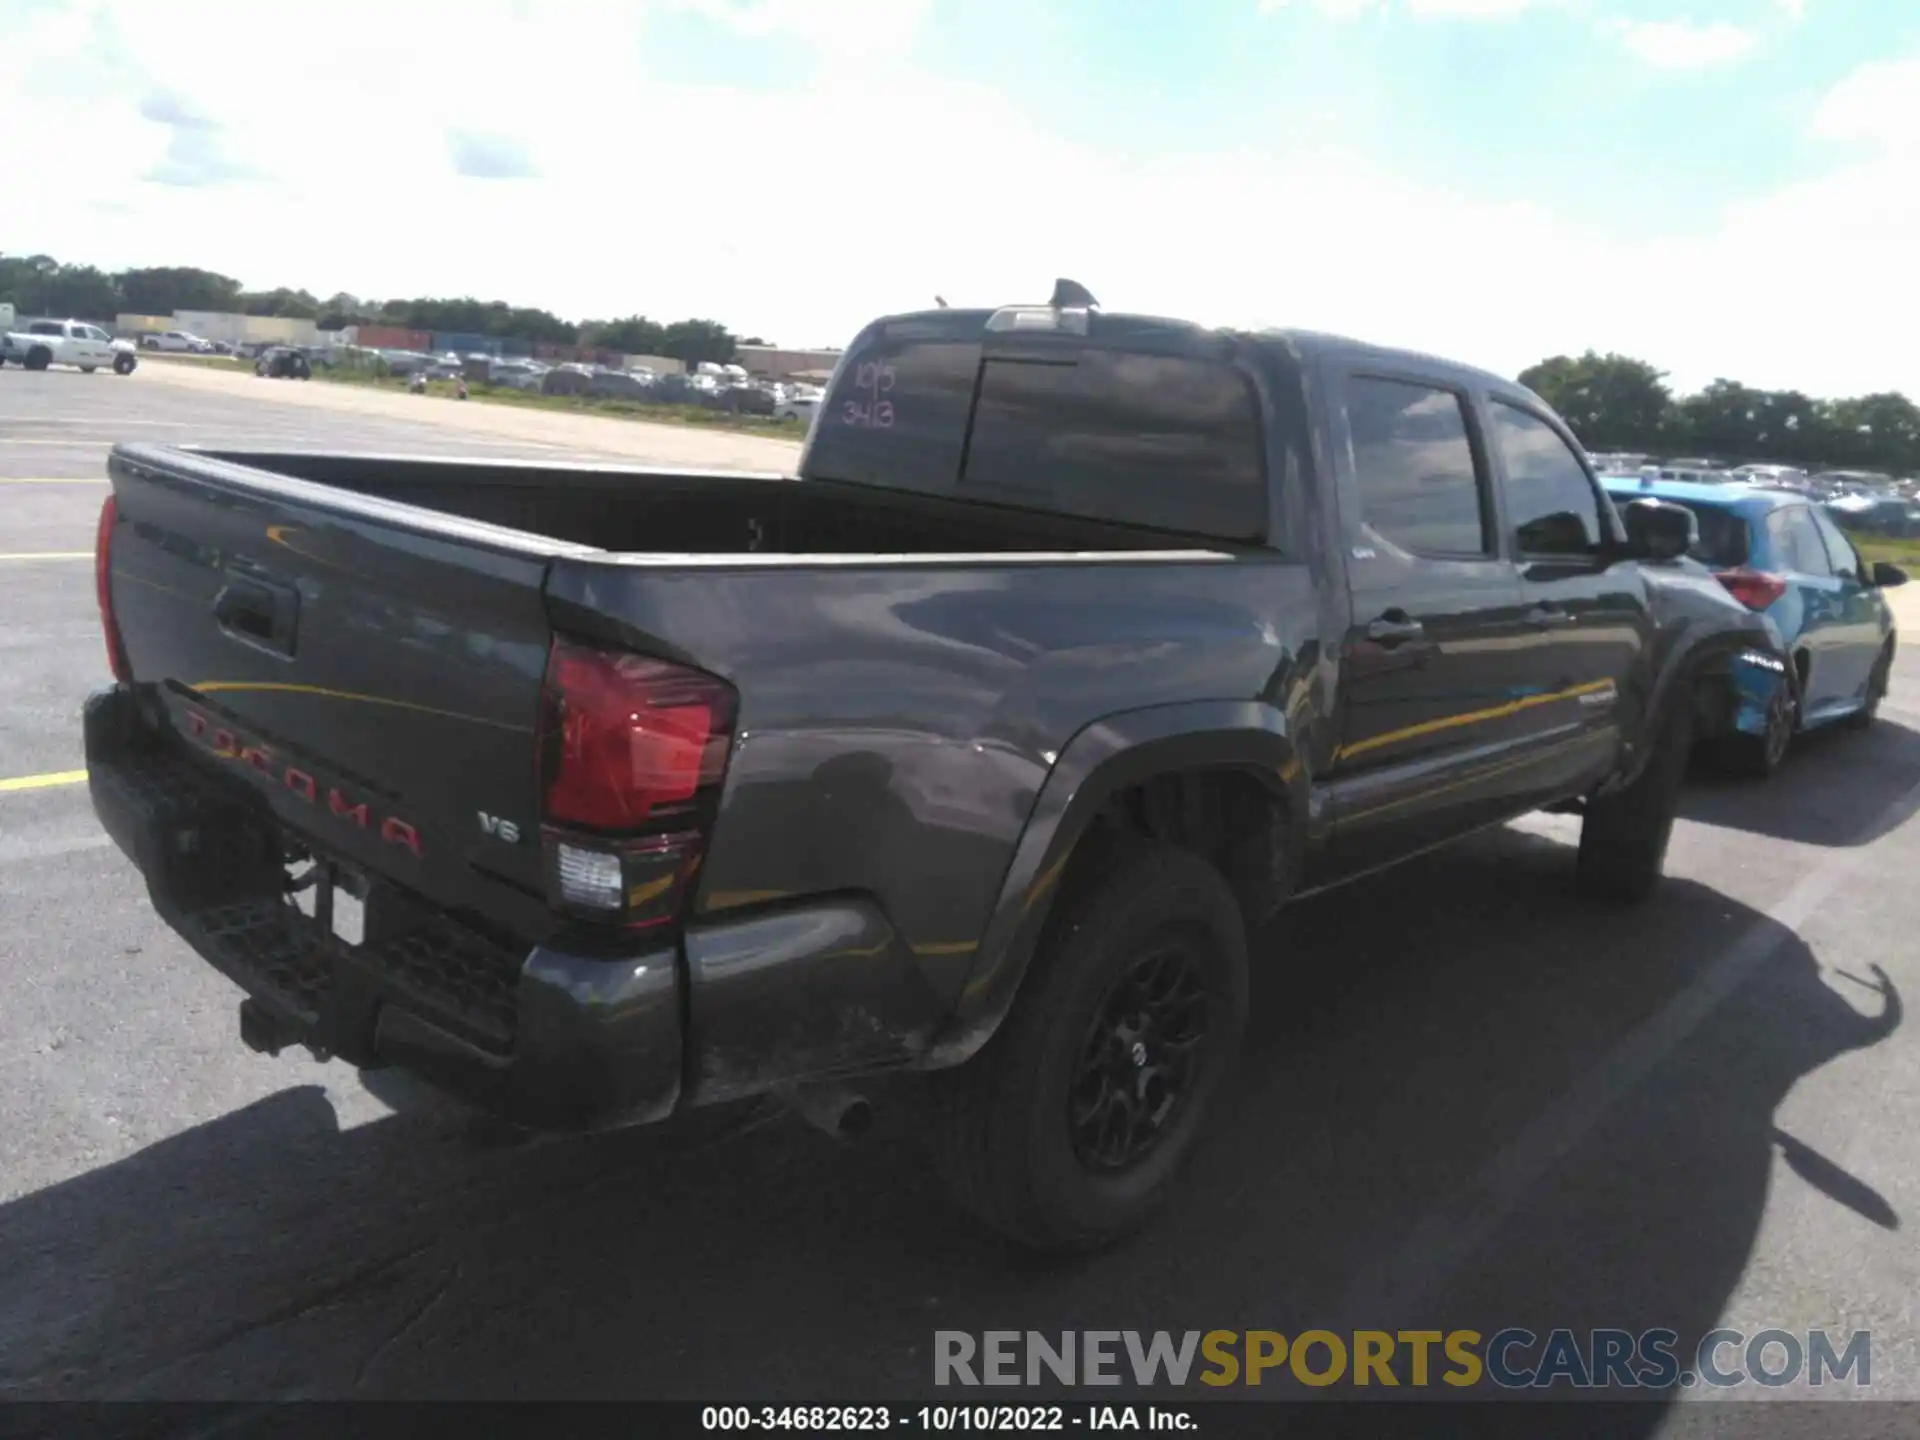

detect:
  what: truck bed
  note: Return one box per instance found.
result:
[102,440,1283,959]
[191,450,1217,556]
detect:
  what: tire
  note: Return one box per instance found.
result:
[1712,677,1795,778]
[1577,678,1695,904]
[24,347,51,372]
[1845,640,1895,730]
[923,844,1249,1254]
[114,353,136,375]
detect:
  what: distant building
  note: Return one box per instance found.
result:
[144,311,324,348]
[735,344,843,382]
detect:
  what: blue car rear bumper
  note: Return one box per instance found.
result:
[1729,648,1791,736]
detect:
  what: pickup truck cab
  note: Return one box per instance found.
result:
[1,319,138,374]
[84,285,1790,1252]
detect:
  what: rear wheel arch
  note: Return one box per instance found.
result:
[1617,626,1781,789]
[929,703,1309,1068]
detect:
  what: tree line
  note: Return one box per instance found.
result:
[0,252,767,366]
[1519,352,1920,477]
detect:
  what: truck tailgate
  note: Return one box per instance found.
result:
[104,445,594,933]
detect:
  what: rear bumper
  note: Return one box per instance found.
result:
[1725,647,1792,737]
[84,684,944,1128]
[87,683,685,1130]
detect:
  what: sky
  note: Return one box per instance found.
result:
[4,0,1919,399]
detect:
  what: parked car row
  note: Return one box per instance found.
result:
[537,361,821,419]
[348,345,823,420]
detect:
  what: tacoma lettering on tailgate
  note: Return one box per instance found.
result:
[183,709,424,857]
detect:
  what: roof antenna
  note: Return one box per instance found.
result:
[1049,278,1098,310]
[934,295,949,308]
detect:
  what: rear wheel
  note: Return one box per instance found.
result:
[24,347,51,371]
[1577,678,1695,903]
[1845,640,1895,730]
[924,844,1249,1253]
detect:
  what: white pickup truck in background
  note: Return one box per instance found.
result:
[0,319,139,374]
[141,329,215,353]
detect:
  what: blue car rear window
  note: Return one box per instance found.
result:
[1669,502,1750,567]
[1609,491,1750,567]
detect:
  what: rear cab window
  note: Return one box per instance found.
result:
[800,311,1274,545]
[962,351,1266,541]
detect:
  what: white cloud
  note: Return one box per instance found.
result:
[5,0,1918,401]
[1811,56,1920,156]
[1611,18,1759,70]
[662,0,934,64]
[1405,0,1536,16]
[1259,0,1538,15]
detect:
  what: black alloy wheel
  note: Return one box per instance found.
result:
[1070,944,1210,1171]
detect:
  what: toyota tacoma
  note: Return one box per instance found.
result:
[84,283,1789,1252]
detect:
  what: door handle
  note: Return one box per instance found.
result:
[1365,613,1427,646]
[1527,605,1576,629]
[213,574,300,656]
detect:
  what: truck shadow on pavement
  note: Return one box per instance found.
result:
[0,830,1900,1423]
[1679,717,1920,846]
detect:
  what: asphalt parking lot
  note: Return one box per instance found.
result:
[4,368,1920,1420]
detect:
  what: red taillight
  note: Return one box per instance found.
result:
[540,639,735,831]
[1714,567,1789,611]
[538,637,737,928]
[95,495,131,682]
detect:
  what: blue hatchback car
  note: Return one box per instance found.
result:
[1602,477,1907,773]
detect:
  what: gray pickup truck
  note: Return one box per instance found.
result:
[85,283,1792,1252]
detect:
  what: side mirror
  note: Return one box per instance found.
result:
[1872,561,1908,588]
[1623,498,1696,562]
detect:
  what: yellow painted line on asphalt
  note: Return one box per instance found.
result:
[0,769,87,794]
[0,551,92,561]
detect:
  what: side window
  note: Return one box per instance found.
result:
[1344,377,1488,557]
[1769,507,1833,577]
[1809,506,1862,580]
[29,321,60,336]
[961,352,1267,541]
[1489,401,1605,558]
